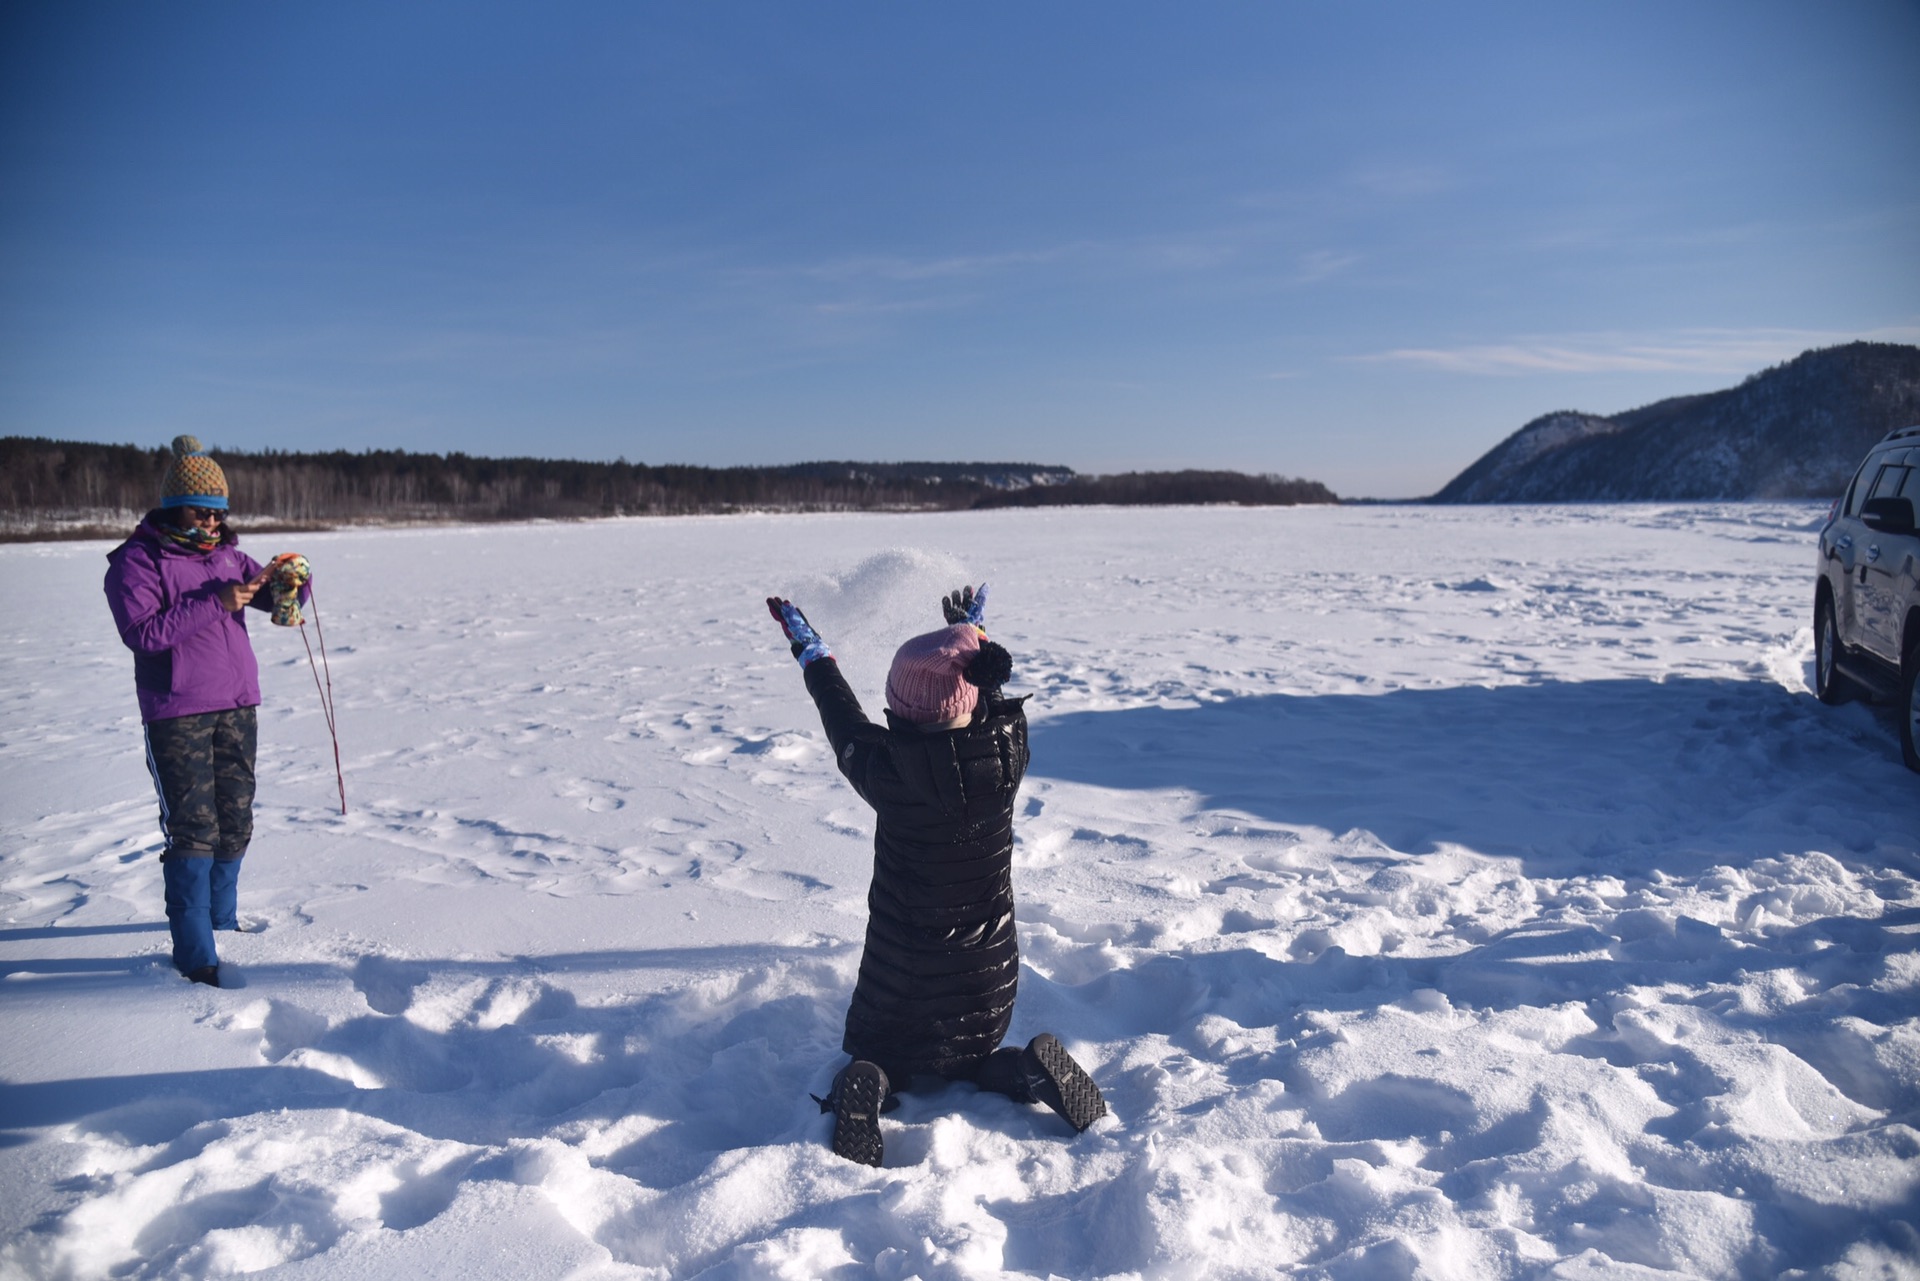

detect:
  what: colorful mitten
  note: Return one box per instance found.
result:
[268,554,311,627]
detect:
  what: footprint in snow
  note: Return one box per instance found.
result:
[352,955,431,1016]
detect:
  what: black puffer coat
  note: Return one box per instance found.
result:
[804,656,1029,1079]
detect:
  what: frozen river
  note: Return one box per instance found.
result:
[1,502,1915,1279]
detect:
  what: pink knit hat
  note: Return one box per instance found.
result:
[886,624,982,725]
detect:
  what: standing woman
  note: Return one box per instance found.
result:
[103,436,301,987]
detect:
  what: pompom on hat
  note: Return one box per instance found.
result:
[159,435,229,510]
[885,623,1014,726]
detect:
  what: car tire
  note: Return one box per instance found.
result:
[1815,595,1857,705]
[1901,638,1920,774]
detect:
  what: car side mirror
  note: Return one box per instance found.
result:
[1861,495,1917,535]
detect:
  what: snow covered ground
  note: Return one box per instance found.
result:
[1,502,1915,1280]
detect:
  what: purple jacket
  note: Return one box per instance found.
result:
[103,515,274,723]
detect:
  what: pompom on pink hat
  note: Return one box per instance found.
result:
[886,624,985,725]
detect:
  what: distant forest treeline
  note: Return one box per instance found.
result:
[0,438,1338,538]
[974,470,1336,509]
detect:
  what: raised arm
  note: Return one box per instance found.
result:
[767,596,888,798]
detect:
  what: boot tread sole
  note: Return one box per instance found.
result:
[831,1062,886,1166]
[1027,1034,1106,1132]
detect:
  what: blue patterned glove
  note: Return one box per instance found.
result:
[766,597,832,667]
[941,583,989,633]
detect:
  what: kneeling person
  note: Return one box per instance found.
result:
[766,585,1106,1166]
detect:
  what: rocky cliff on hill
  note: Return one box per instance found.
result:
[1431,342,1920,502]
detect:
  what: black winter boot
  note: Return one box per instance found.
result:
[184,965,221,988]
[830,1060,889,1167]
[1022,1034,1105,1132]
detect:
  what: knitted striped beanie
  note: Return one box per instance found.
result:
[159,436,229,510]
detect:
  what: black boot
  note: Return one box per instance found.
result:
[184,964,221,988]
[829,1060,889,1167]
[1022,1034,1106,1132]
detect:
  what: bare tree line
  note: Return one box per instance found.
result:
[974,470,1337,509]
[0,438,1337,540]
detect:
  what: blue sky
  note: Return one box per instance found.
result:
[2,2,1916,498]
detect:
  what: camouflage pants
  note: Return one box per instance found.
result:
[145,706,256,861]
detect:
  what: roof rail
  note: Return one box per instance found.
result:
[1882,425,1920,443]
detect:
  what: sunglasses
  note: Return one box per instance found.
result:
[183,506,226,523]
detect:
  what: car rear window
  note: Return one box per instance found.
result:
[1867,464,1913,502]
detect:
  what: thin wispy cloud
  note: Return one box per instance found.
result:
[1355,326,1920,376]
[743,223,1372,319]
[790,247,1079,283]
[786,235,1236,285]
[1296,249,1360,283]
[1349,163,1456,199]
[1242,161,1460,214]
[809,294,975,318]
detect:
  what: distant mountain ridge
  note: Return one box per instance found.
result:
[1430,342,1920,502]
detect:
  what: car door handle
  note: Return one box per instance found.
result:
[1866,544,1881,562]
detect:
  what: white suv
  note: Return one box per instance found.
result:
[1815,425,1920,772]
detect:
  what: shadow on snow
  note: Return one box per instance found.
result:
[1028,675,1917,869]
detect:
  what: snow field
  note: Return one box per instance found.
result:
[0,502,1916,1279]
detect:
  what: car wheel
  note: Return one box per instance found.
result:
[1901,639,1920,774]
[1815,596,1856,705]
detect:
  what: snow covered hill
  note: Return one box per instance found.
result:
[1432,342,1920,502]
[1,504,1916,1279]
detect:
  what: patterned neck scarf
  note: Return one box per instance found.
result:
[157,519,223,553]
